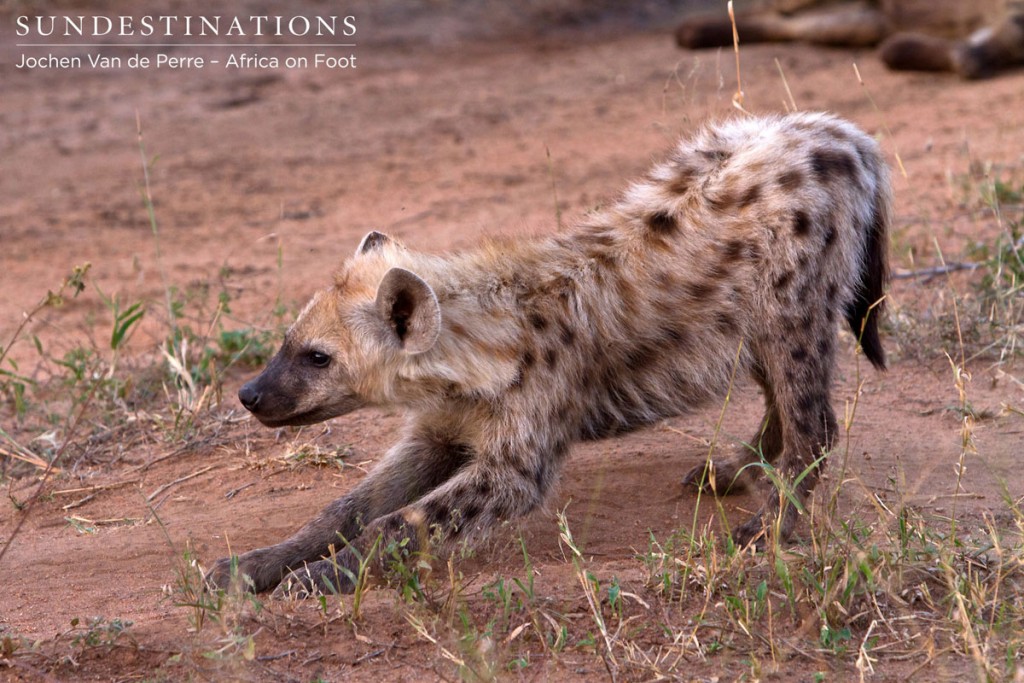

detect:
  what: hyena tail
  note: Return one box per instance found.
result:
[845,180,891,371]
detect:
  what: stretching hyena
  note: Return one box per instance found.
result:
[208,112,891,596]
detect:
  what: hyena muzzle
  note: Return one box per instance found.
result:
[208,111,891,597]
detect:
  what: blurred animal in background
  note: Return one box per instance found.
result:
[675,0,1024,79]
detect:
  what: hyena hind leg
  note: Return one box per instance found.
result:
[682,364,784,495]
[730,332,838,548]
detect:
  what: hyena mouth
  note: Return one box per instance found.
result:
[252,411,329,428]
[247,395,365,428]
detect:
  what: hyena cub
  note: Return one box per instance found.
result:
[209,111,891,596]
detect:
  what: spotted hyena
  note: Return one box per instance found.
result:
[208,111,891,597]
[675,0,1024,80]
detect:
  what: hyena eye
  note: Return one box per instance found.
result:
[306,351,331,368]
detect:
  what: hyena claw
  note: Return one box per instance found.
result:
[731,497,802,550]
[272,558,358,599]
[682,459,748,494]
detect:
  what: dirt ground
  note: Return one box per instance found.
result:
[2,2,1024,681]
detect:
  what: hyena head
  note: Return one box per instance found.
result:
[238,231,441,427]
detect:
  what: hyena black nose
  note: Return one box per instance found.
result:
[238,382,261,412]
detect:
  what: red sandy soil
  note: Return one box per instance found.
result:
[1,3,1023,681]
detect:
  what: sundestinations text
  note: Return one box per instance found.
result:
[15,15,356,38]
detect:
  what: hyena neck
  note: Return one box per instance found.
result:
[378,226,625,409]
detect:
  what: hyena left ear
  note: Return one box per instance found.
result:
[356,231,393,256]
[375,267,441,355]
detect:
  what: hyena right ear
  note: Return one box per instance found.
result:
[375,267,441,355]
[355,230,393,256]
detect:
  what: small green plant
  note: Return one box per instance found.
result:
[0,264,90,431]
[982,175,1024,207]
[558,510,618,674]
[513,536,536,603]
[819,623,852,656]
[974,217,1024,350]
[481,577,520,625]
[606,576,623,621]
[480,541,537,629]
[506,653,529,671]
[294,534,382,621]
[406,609,498,681]
[165,542,266,664]
[0,631,28,662]
[383,536,429,603]
[348,535,382,618]
[169,542,230,633]
[68,616,134,651]
[212,327,277,369]
[281,443,352,470]
[153,486,264,662]
[64,516,97,535]
[94,284,145,376]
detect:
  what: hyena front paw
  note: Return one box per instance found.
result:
[682,458,746,494]
[272,557,358,599]
[205,548,285,594]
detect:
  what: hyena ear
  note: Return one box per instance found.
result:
[356,231,393,256]
[375,267,441,355]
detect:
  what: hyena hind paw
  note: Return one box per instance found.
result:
[730,515,769,551]
[730,502,799,550]
[681,459,747,495]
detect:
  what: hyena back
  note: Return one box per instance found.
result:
[210,112,891,596]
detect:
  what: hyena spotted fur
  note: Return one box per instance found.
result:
[209,111,891,596]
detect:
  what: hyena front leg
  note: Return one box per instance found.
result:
[731,328,838,548]
[275,441,565,597]
[206,426,473,593]
[682,363,784,494]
